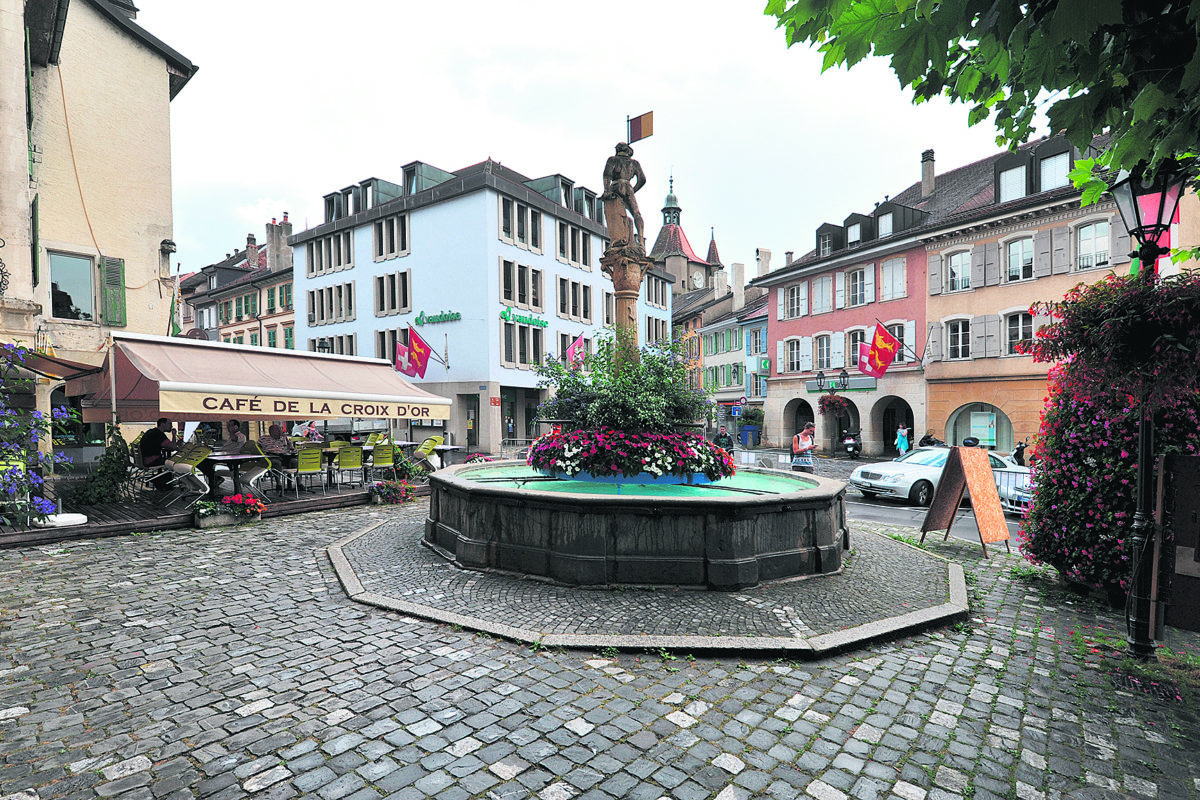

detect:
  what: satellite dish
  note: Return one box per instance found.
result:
[184,328,208,340]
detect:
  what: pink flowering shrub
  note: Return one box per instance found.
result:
[527,427,736,481]
[1020,271,1200,590]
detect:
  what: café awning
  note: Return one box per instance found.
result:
[66,333,452,424]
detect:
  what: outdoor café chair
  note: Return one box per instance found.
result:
[335,446,365,489]
[128,433,171,496]
[284,447,325,499]
[368,444,398,482]
[230,440,271,501]
[164,446,212,508]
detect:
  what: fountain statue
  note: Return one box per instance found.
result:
[599,142,654,358]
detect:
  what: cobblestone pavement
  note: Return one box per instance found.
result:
[2,501,1199,800]
[334,515,960,650]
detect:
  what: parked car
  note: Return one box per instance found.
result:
[849,447,1032,511]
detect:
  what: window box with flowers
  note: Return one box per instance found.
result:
[368,480,417,505]
[194,494,267,528]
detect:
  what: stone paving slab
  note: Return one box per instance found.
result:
[1,500,1198,800]
[329,516,967,654]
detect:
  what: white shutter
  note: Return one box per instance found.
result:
[800,336,813,371]
[776,340,785,373]
[835,272,846,309]
[904,320,916,362]
[831,333,845,368]
[799,282,809,316]
[928,254,943,295]
[776,288,785,320]
[864,265,875,304]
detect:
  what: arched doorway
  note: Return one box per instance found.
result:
[946,402,1014,451]
[782,398,815,441]
[872,395,915,455]
[820,396,860,452]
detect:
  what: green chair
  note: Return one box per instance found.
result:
[369,444,398,482]
[335,446,365,489]
[164,446,212,508]
[284,447,325,498]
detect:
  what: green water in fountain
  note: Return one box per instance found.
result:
[461,463,816,496]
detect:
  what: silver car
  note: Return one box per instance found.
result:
[849,447,1032,511]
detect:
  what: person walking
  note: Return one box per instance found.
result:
[792,422,817,474]
[895,424,910,456]
[712,425,735,450]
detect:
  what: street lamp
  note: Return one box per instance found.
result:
[1109,159,1193,660]
[814,369,850,393]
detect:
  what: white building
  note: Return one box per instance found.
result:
[291,158,672,454]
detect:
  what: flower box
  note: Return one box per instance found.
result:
[194,511,261,529]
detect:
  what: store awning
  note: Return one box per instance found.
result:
[20,351,102,381]
[65,333,452,424]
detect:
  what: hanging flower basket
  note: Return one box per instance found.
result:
[818,393,850,418]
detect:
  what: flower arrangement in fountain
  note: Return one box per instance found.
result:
[195,493,267,519]
[527,329,735,481]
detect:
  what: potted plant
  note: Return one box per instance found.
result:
[738,406,764,447]
[368,480,416,505]
[194,494,267,528]
[527,330,735,484]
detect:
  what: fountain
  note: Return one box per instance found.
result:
[424,142,849,590]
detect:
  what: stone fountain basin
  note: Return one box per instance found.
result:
[424,462,849,590]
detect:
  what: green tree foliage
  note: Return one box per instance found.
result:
[764,0,1200,180]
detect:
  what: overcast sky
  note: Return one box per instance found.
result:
[136,1,1021,279]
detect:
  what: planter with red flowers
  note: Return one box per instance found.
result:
[193,494,267,529]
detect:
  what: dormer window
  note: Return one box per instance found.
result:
[1040,152,1070,190]
[877,212,893,237]
[819,233,833,257]
[999,166,1026,202]
[847,223,861,245]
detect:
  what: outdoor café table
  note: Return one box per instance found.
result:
[432,444,463,466]
[203,452,267,500]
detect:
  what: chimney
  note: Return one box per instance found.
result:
[922,149,935,198]
[732,262,745,310]
[245,233,259,268]
[264,213,294,272]
[714,268,728,299]
[756,248,772,276]
[785,251,794,265]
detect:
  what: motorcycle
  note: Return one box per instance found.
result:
[918,433,946,447]
[841,429,862,459]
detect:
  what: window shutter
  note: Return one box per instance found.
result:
[831,333,845,368]
[100,257,127,326]
[904,320,916,361]
[864,265,875,304]
[1051,226,1070,273]
[984,242,1000,286]
[972,318,987,358]
[776,288,785,320]
[925,323,942,362]
[928,254,942,295]
[1034,229,1052,277]
[1111,218,1131,265]
[776,340,785,373]
[984,314,1002,357]
[745,332,752,355]
[799,282,808,316]
[970,244,985,288]
[835,272,846,309]
[800,336,813,371]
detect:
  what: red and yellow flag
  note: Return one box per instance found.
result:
[628,111,654,143]
[395,326,433,379]
[857,323,902,378]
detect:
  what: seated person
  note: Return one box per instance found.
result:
[199,419,248,494]
[139,417,179,490]
[259,423,295,491]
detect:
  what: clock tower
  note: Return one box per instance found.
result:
[647,178,718,294]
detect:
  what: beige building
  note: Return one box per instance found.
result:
[2,0,194,449]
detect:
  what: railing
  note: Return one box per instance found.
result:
[499,439,536,460]
[993,470,1033,513]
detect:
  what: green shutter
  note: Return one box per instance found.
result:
[236,296,243,318]
[268,329,277,348]
[267,287,276,311]
[100,257,127,326]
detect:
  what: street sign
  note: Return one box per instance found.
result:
[739,396,747,405]
[731,405,742,417]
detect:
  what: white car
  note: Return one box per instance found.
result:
[849,447,1032,511]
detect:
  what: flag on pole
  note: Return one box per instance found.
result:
[169,275,182,337]
[857,323,902,378]
[628,111,654,143]
[406,326,433,378]
[565,333,586,368]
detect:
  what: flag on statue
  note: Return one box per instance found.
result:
[565,333,586,368]
[627,111,653,143]
[857,323,902,378]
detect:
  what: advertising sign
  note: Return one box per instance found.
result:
[970,412,997,448]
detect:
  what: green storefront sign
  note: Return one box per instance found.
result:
[415,310,462,326]
[499,306,549,328]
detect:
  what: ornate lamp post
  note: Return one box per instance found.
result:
[814,369,850,393]
[1108,159,1191,660]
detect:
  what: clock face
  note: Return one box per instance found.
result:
[691,271,704,289]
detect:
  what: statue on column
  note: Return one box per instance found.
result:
[600,142,653,359]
